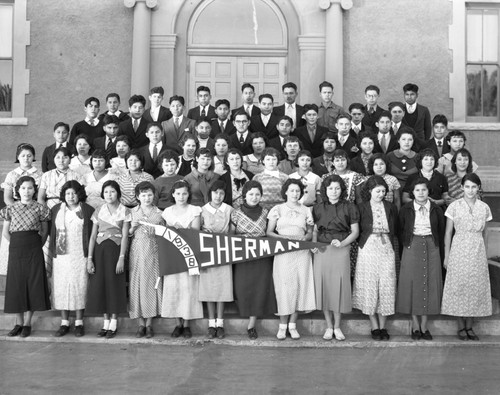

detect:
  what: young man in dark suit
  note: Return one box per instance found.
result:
[249,93,280,139]
[272,82,305,130]
[268,115,293,160]
[294,104,329,158]
[231,83,261,119]
[42,122,75,172]
[423,114,450,158]
[94,115,120,163]
[227,111,253,155]
[98,93,130,123]
[402,83,432,140]
[390,101,422,151]
[139,123,167,178]
[69,96,104,145]
[187,86,217,122]
[311,132,338,177]
[118,94,149,149]
[161,95,196,154]
[142,86,173,124]
[362,85,386,129]
[373,111,399,154]
[349,102,372,139]
[336,113,359,159]
[210,99,236,137]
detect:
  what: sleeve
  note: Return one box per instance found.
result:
[392,176,401,191]
[267,205,280,221]
[314,176,322,193]
[444,202,455,220]
[39,204,51,222]
[305,206,314,226]
[230,210,238,226]
[348,202,360,224]
[39,172,49,190]
[440,173,449,193]
[91,206,100,224]
[0,206,11,221]
[486,204,493,222]
[402,174,415,193]
[123,207,132,223]
[1,171,15,191]
[353,173,366,187]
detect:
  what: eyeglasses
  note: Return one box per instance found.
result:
[234,120,249,124]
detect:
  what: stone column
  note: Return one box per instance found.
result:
[124,0,158,96]
[319,0,352,106]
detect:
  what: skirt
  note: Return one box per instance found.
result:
[313,245,351,313]
[4,231,51,314]
[396,235,442,315]
[86,240,127,315]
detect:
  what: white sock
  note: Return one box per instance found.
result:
[208,319,216,328]
[288,323,296,329]
[61,320,70,327]
[216,318,224,328]
[109,319,117,331]
[279,323,287,330]
[75,320,83,327]
[103,319,110,330]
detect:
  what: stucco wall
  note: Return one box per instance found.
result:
[0,0,132,162]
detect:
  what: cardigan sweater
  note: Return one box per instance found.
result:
[357,200,398,249]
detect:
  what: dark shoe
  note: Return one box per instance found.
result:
[171,325,184,338]
[20,326,31,338]
[411,329,422,340]
[97,328,108,337]
[465,328,479,341]
[54,325,70,337]
[380,328,390,341]
[136,325,146,338]
[247,327,258,340]
[207,326,217,339]
[371,329,381,340]
[183,327,192,338]
[8,325,23,337]
[216,326,225,339]
[421,330,433,341]
[457,328,468,341]
[145,326,154,339]
[74,325,85,337]
[105,329,117,339]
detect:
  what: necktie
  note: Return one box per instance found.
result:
[286,104,294,117]
[89,119,95,127]
[245,106,251,116]
[437,140,443,156]
[381,135,387,153]
[368,107,374,115]
[106,138,114,158]
[201,106,206,117]
[353,126,360,134]
[133,119,139,132]
[174,117,180,129]
[262,115,269,127]
[220,121,225,134]
[234,178,246,190]
[152,144,158,161]
[393,123,399,134]
[239,134,245,144]
[308,128,315,142]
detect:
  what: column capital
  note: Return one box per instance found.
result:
[297,35,326,51]
[124,0,158,9]
[318,0,353,11]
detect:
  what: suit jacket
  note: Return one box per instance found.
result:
[338,135,359,159]
[196,138,216,155]
[294,125,329,158]
[161,117,196,155]
[268,136,287,160]
[231,105,260,119]
[139,144,168,179]
[423,138,450,158]
[373,132,399,154]
[41,143,75,172]
[362,105,386,129]
[272,103,306,128]
[69,120,105,146]
[93,136,118,162]
[187,105,217,122]
[350,123,372,140]
[219,169,254,206]
[349,155,368,175]
[311,155,332,177]
[402,103,432,141]
[249,113,280,139]
[210,119,236,137]
[118,117,150,149]
[143,106,172,124]
[227,132,254,156]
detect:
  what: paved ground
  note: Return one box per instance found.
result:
[1,340,499,394]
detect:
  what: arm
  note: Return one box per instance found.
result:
[3,188,15,206]
[443,217,454,269]
[2,220,10,242]
[40,221,49,245]
[393,188,401,211]
[87,222,99,274]
[116,221,130,274]
[266,216,281,239]
[38,188,47,205]
[354,184,363,205]
[402,191,412,204]
[333,223,360,248]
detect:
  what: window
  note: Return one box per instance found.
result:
[466,6,499,121]
[0,2,13,115]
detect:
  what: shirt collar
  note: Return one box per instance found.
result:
[413,199,431,212]
[205,202,228,214]
[85,117,99,126]
[14,167,37,175]
[264,169,281,178]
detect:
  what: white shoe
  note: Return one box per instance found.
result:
[334,328,345,341]
[323,328,334,340]
[276,325,287,340]
[288,324,300,340]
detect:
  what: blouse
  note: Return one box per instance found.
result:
[0,201,51,232]
[253,170,288,210]
[213,157,226,176]
[321,170,365,203]
[39,169,82,208]
[69,156,92,178]
[312,201,359,243]
[201,202,233,234]
[242,154,264,175]
[84,171,114,209]
[289,171,321,207]
[91,203,131,245]
[1,167,43,200]
[413,200,432,236]
[183,169,220,207]
[117,170,154,207]
[386,150,418,190]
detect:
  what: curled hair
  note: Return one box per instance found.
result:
[223,148,244,171]
[367,153,388,176]
[242,180,263,198]
[461,173,482,188]
[125,149,144,170]
[101,180,121,200]
[409,177,430,192]
[194,148,214,171]
[208,180,227,202]
[15,143,36,163]
[59,180,87,203]
[320,174,347,202]
[262,147,280,160]
[169,180,191,204]
[53,146,71,159]
[90,149,107,170]
[451,148,473,174]
[250,131,269,147]
[179,133,199,151]
[357,131,376,146]
[157,149,179,172]
[115,135,130,146]
[281,178,305,200]
[365,175,388,194]
[415,148,438,170]
[332,149,350,166]
[135,181,155,198]
[15,176,38,200]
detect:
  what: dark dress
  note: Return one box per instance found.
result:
[231,208,277,317]
[0,201,51,313]
[402,171,449,201]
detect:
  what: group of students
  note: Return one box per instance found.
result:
[0,80,493,342]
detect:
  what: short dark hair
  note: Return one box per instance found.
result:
[115,135,130,146]
[283,135,301,148]
[15,143,36,163]
[224,148,244,170]
[397,128,417,142]
[357,131,376,146]
[85,97,100,107]
[241,83,255,92]
[367,153,388,176]
[259,93,274,103]
[129,95,146,107]
[215,99,230,108]
[15,176,37,200]
[179,133,199,150]
[320,174,346,202]
[262,147,281,160]
[319,81,334,91]
[377,111,392,122]
[53,146,71,159]
[332,149,350,166]
[303,104,319,114]
[403,83,419,93]
[389,101,405,112]
[462,173,482,188]
[150,86,164,96]
[214,133,229,144]
[106,93,120,102]
[146,122,163,133]
[60,180,87,203]
[195,117,212,127]
[365,85,380,95]
[451,148,473,174]
[277,115,293,127]
[242,180,263,198]
[90,149,107,170]
[73,134,92,150]
[336,113,352,122]
[103,114,120,126]
[233,110,250,121]
[365,175,388,194]
[415,148,438,170]
[54,122,70,132]
[197,86,211,95]
[157,149,180,171]
[125,149,144,170]
[169,180,191,204]
[282,82,297,92]
[135,181,156,197]
[194,148,214,171]
[432,114,448,127]
[281,178,305,200]
[349,103,365,113]
[101,180,121,200]
[446,129,466,143]
[169,95,185,106]
[250,131,269,147]
[409,177,430,192]
[208,180,227,202]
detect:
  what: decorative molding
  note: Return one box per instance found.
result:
[151,35,177,49]
[449,122,500,131]
[187,48,288,57]
[297,35,326,51]
[0,118,28,126]
[319,0,353,11]
[124,0,158,9]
